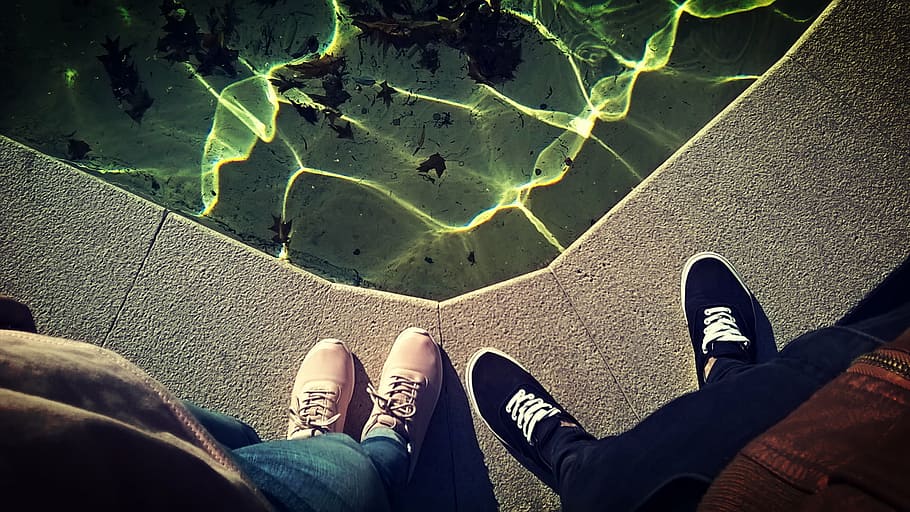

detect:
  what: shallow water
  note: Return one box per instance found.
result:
[0,0,828,299]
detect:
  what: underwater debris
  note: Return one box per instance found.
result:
[329,120,354,139]
[196,33,240,76]
[274,55,349,109]
[311,74,351,109]
[289,100,319,124]
[412,124,426,156]
[284,54,346,78]
[157,0,239,77]
[424,256,434,264]
[418,47,440,73]
[207,0,240,41]
[375,81,396,106]
[268,215,292,244]
[97,36,154,122]
[352,16,459,50]
[352,1,522,85]
[157,0,202,63]
[417,152,446,179]
[432,111,452,128]
[270,76,298,93]
[67,139,91,160]
[467,250,475,265]
[289,35,320,59]
[322,107,342,125]
[352,76,376,86]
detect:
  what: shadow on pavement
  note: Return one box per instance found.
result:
[400,348,497,511]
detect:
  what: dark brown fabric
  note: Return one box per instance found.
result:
[0,329,273,511]
[699,329,910,511]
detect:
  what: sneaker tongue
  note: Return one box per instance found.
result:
[381,369,426,400]
[528,410,564,446]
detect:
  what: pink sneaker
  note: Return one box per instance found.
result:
[287,339,355,440]
[362,327,443,476]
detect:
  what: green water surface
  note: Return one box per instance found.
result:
[0,0,829,298]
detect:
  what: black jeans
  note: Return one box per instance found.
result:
[543,302,910,512]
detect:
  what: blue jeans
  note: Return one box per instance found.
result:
[544,301,910,512]
[186,404,409,512]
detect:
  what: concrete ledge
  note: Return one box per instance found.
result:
[104,213,333,435]
[0,136,164,344]
[787,0,909,151]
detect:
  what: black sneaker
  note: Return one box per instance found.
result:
[0,296,36,333]
[465,348,581,490]
[681,252,775,387]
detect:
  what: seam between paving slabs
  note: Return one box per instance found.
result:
[434,302,463,512]
[101,208,169,348]
[547,267,643,422]
[786,56,907,154]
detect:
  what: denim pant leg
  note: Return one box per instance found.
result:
[544,306,910,512]
[184,401,262,449]
[232,434,396,512]
[360,427,411,500]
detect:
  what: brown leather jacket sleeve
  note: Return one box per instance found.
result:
[698,328,910,511]
[0,329,274,511]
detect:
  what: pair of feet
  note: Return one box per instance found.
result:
[464,252,775,489]
[286,327,442,478]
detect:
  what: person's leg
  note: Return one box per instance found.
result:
[548,322,889,511]
[549,299,910,511]
[358,327,443,504]
[705,254,910,385]
[184,401,262,449]
[234,329,441,512]
[550,255,910,510]
[837,254,910,326]
[233,338,378,512]
[359,427,410,492]
[233,434,393,512]
[465,252,910,511]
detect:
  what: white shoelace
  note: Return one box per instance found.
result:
[701,306,750,354]
[288,391,341,437]
[366,376,419,421]
[505,389,560,444]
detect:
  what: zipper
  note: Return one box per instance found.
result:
[853,349,910,381]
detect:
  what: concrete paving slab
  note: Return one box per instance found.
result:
[551,56,910,419]
[104,213,333,436]
[312,284,451,511]
[788,0,909,151]
[440,269,638,511]
[0,136,164,344]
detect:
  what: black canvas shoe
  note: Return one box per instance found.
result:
[681,252,775,387]
[0,296,37,333]
[465,348,581,490]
